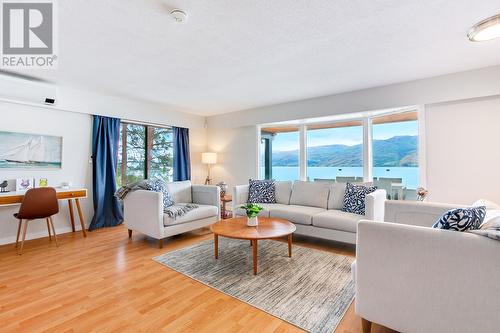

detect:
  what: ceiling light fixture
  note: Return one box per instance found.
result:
[170,9,188,23]
[468,13,500,42]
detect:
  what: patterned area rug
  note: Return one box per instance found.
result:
[153,238,355,333]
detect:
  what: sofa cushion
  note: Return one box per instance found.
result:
[289,181,330,209]
[312,209,363,233]
[234,203,289,218]
[328,183,347,210]
[275,181,293,205]
[166,180,192,203]
[248,179,277,203]
[163,204,217,226]
[270,204,325,225]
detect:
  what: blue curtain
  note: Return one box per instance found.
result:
[173,127,191,181]
[89,115,123,230]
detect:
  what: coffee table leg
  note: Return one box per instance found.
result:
[252,239,258,275]
[214,234,218,259]
[288,234,293,257]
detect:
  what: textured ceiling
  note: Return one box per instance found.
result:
[12,0,500,115]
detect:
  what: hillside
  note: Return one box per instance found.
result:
[271,135,418,167]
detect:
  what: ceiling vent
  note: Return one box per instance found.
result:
[0,74,57,106]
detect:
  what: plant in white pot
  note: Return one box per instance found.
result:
[240,203,263,227]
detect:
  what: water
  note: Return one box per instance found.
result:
[262,166,419,189]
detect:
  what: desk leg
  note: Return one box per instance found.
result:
[75,198,87,237]
[68,200,76,232]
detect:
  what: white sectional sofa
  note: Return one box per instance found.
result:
[233,181,386,244]
[123,180,220,248]
[354,200,500,333]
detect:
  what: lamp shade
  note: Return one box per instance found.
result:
[202,152,217,164]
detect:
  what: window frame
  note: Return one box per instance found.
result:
[257,106,425,187]
[118,121,174,186]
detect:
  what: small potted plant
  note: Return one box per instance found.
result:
[240,203,263,226]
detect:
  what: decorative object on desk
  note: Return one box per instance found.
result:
[216,181,228,197]
[16,178,35,191]
[416,187,428,201]
[0,131,62,169]
[0,180,9,193]
[36,178,48,187]
[202,152,217,185]
[61,181,72,189]
[240,203,263,226]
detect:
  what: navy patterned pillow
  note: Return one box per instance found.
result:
[146,179,174,207]
[433,206,486,231]
[248,179,276,204]
[341,182,377,215]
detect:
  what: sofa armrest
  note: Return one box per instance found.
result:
[192,185,220,210]
[355,220,500,333]
[384,200,458,227]
[123,190,164,239]
[365,189,386,221]
[233,184,249,206]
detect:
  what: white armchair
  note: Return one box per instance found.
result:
[354,200,500,333]
[123,180,220,248]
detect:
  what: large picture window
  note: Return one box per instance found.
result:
[117,122,174,186]
[306,122,363,182]
[372,111,418,199]
[258,108,422,200]
[260,127,299,181]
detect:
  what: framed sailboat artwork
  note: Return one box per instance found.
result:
[0,131,62,169]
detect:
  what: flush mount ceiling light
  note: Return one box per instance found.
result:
[468,13,500,42]
[170,9,188,23]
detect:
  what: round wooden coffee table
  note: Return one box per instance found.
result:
[210,217,296,275]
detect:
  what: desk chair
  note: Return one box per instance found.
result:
[14,187,59,255]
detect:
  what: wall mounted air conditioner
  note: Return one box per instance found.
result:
[0,74,57,106]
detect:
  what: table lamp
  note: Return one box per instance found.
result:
[202,152,217,185]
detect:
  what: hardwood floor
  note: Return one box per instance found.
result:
[0,225,395,333]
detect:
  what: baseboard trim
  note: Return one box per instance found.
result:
[0,225,85,246]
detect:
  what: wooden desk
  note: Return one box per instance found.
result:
[0,188,88,237]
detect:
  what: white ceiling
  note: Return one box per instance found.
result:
[12,0,500,116]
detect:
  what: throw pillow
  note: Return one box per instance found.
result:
[341,182,377,215]
[248,179,276,204]
[432,206,486,231]
[146,179,174,208]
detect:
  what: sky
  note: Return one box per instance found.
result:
[270,120,418,152]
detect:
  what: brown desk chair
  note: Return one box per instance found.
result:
[14,187,59,255]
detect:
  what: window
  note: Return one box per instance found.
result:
[306,121,363,182]
[372,111,419,198]
[117,123,173,186]
[258,108,422,200]
[260,127,300,181]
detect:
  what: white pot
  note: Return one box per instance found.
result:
[247,216,258,227]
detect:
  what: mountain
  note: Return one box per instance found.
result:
[271,135,418,167]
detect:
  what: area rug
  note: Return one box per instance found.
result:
[153,238,355,333]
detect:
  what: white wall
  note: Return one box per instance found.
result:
[0,85,207,245]
[0,103,93,245]
[205,66,500,206]
[425,96,500,204]
[208,65,500,128]
[207,126,258,190]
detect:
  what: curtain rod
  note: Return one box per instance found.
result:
[121,118,173,129]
